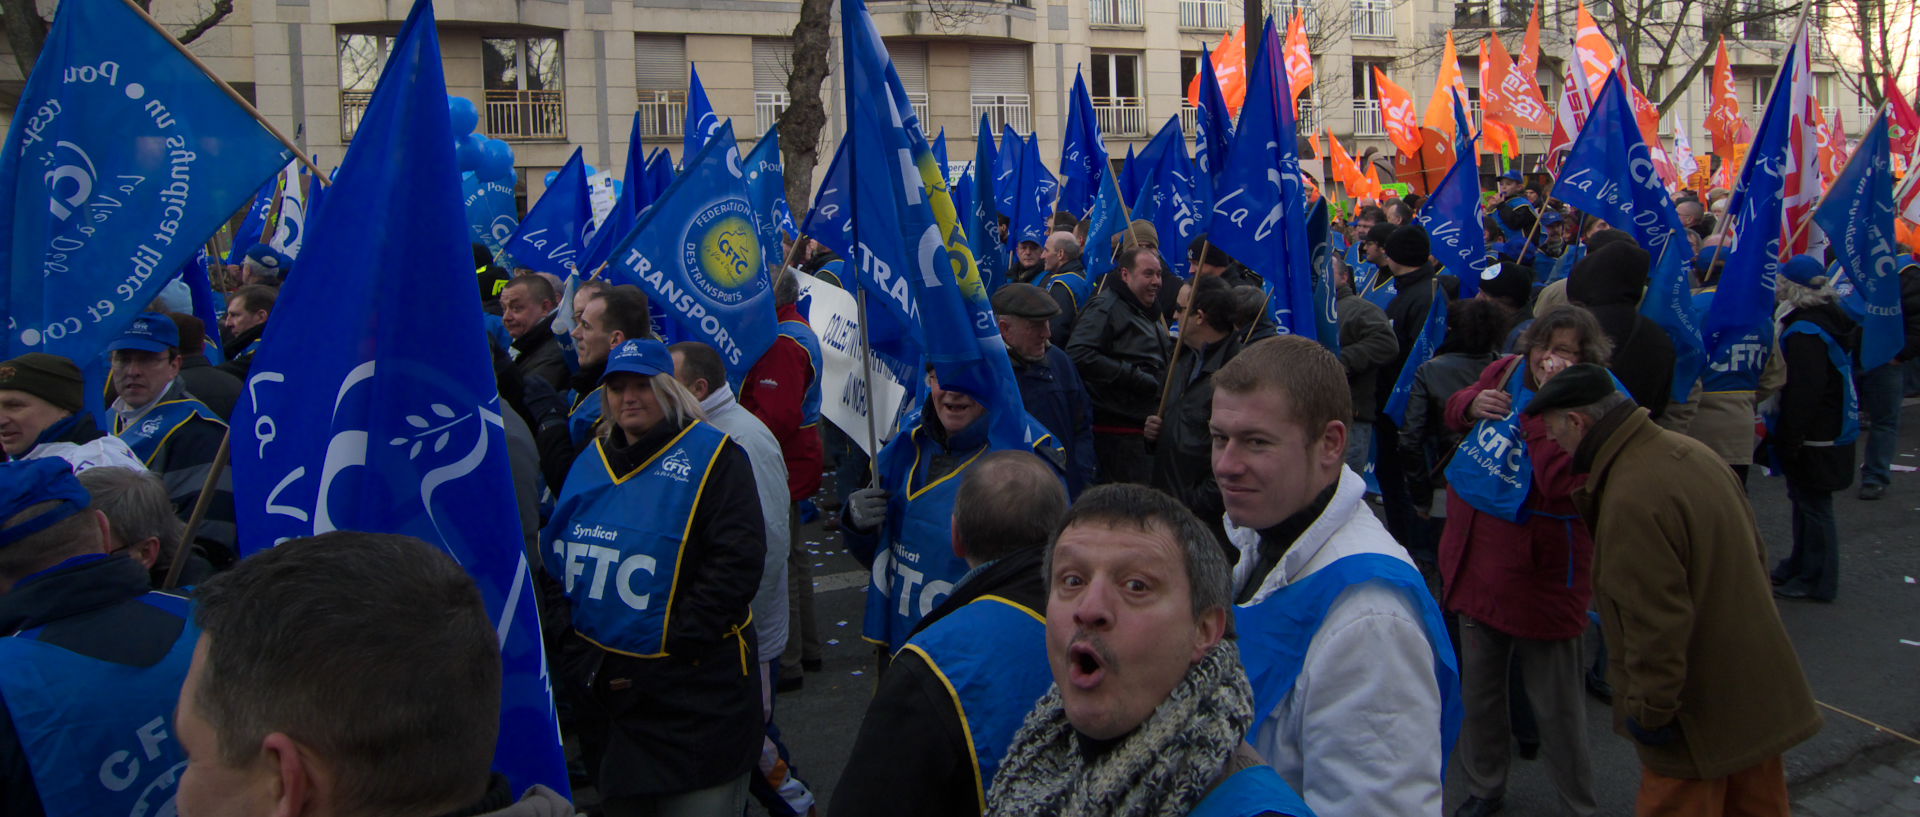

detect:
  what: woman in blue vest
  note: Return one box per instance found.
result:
[1769,256,1860,603]
[1440,306,1614,817]
[540,338,767,814]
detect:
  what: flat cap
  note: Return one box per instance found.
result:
[992,282,1061,320]
[1523,363,1619,416]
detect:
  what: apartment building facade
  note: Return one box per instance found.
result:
[0,0,1874,208]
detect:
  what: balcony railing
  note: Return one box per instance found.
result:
[1267,0,1318,32]
[1094,96,1146,135]
[341,90,372,141]
[1297,98,1319,134]
[1352,98,1384,136]
[973,93,1032,133]
[1352,0,1392,37]
[1090,0,1141,25]
[1179,0,1229,28]
[756,91,789,136]
[907,91,931,134]
[637,89,687,138]
[485,89,566,140]
[1180,104,1199,134]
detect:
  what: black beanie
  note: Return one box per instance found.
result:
[0,353,84,414]
[1479,258,1534,306]
[1385,224,1431,267]
[1365,222,1397,247]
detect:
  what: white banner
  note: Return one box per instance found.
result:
[794,269,907,456]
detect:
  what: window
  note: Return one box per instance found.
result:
[634,34,687,138]
[1352,59,1387,136]
[891,41,932,133]
[1179,0,1228,28]
[754,38,794,135]
[1455,0,1490,27]
[1180,53,1203,133]
[1090,52,1145,135]
[1741,0,1777,40]
[337,32,395,140]
[1267,0,1319,33]
[483,36,564,139]
[1498,0,1530,27]
[1352,0,1393,37]
[971,44,1032,132]
[1091,0,1142,26]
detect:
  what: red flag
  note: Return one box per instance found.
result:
[1815,105,1849,187]
[1375,67,1423,158]
[1706,37,1746,158]
[1543,65,1593,174]
[1888,74,1920,158]
[1781,26,1821,257]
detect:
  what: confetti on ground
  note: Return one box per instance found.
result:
[1907,576,1916,584]
[814,562,825,567]
[850,670,865,676]
[1901,639,1920,647]
[827,639,840,646]
[1893,464,1918,472]
[837,620,848,627]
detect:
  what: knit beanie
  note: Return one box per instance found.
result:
[1384,224,1431,267]
[0,354,84,414]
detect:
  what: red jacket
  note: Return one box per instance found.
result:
[1438,355,1594,641]
[741,303,824,501]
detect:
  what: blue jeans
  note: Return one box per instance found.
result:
[1858,363,1902,488]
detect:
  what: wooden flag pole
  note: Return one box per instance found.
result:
[162,429,230,590]
[116,0,330,185]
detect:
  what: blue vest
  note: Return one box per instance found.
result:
[898,595,1051,809]
[1188,766,1318,817]
[542,422,731,657]
[1346,243,1379,293]
[862,434,985,651]
[114,397,224,466]
[1693,289,1774,393]
[777,319,826,428]
[1037,270,1096,315]
[1361,272,1398,310]
[0,593,198,817]
[1235,554,1463,768]
[1778,321,1861,445]
[567,385,604,447]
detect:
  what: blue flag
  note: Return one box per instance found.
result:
[933,128,949,173]
[0,0,292,366]
[504,149,591,274]
[800,134,853,262]
[606,121,777,383]
[580,113,653,271]
[229,0,568,795]
[1131,116,1207,280]
[1084,169,1130,282]
[1704,39,1800,362]
[1556,71,1703,399]
[1194,45,1235,181]
[1010,131,1058,249]
[684,62,724,161]
[180,250,226,363]
[970,115,1007,288]
[1416,95,1490,298]
[1209,16,1313,337]
[994,124,1022,216]
[1814,112,1901,370]
[1308,197,1341,352]
[1059,69,1110,217]
[226,180,276,263]
[463,172,519,257]
[1384,282,1448,425]
[1118,144,1140,209]
[643,148,675,207]
[744,127,793,267]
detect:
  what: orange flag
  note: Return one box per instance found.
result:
[1484,32,1551,133]
[1308,130,1325,161]
[1328,129,1364,192]
[1375,67,1423,158]
[1283,11,1314,115]
[1625,80,1681,190]
[1517,1,1543,82]
[1705,37,1746,158]
[1422,31,1470,133]
[1187,26,1248,114]
[1574,1,1619,95]
[1816,106,1850,188]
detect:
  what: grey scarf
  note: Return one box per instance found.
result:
[984,639,1254,817]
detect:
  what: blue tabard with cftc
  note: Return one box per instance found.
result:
[543,422,729,656]
[0,592,199,817]
[776,319,825,428]
[1036,270,1095,314]
[899,595,1051,806]
[114,397,222,464]
[863,433,983,650]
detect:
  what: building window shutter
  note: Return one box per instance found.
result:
[634,34,687,91]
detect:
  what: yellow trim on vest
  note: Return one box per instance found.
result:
[906,435,989,501]
[898,641,988,813]
[596,421,703,485]
[971,594,1045,623]
[117,400,226,468]
[656,432,730,656]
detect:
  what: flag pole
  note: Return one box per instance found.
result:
[855,291,882,488]
[162,429,230,590]
[115,0,331,185]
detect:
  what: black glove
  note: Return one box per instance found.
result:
[1626,717,1679,746]
[521,376,568,433]
[846,487,891,533]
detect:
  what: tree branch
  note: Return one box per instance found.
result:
[177,0,236,45]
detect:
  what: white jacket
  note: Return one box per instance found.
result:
[700,386,791,662]
[26,436,146,473]
[1228,466,1445,817]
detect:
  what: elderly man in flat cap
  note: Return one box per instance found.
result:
[1525,364,1819,817]
[996,283,1096,496]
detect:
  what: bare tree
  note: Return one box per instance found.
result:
[3,0,235,77]
[1818,0,1916,108]
[779,0,834,214]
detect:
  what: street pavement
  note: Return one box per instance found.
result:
[764,403,1920,816]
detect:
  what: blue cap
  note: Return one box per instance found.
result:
[0,459,91,549]
[244,244,293,277]
[599,339,675,384]
[1539,209,1565,226]
[1781,254,1827,288]
[107,312,180,354]
[1499,169,1523,182]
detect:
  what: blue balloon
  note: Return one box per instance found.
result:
[448,96,480,135]
[480,138,516,182]
[544,171,559,187]
[584,165,599,178]
[455,132,486,172]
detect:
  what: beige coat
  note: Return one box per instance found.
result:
[1573,406,1821,779]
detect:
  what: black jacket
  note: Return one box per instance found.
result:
[1776,302,1860,492]
[1150,333,1246,543]
[830,546,1048,817]
[511,315,570,393]
[1041,257,1089,342]
[1399,351,1501,505]
[539,418,766,798]
[1567,254,1677,417]
[1066,284,1172,428]
[1376,263,1447,415]
[178,354,241,419]
[1,556,189,817]
[216,323,263,382]
[121,380,237,567]
[1008,259,1046,286]
[1337,290,1399,423]
[1012,347,1098,497]
[533,362,605,494]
